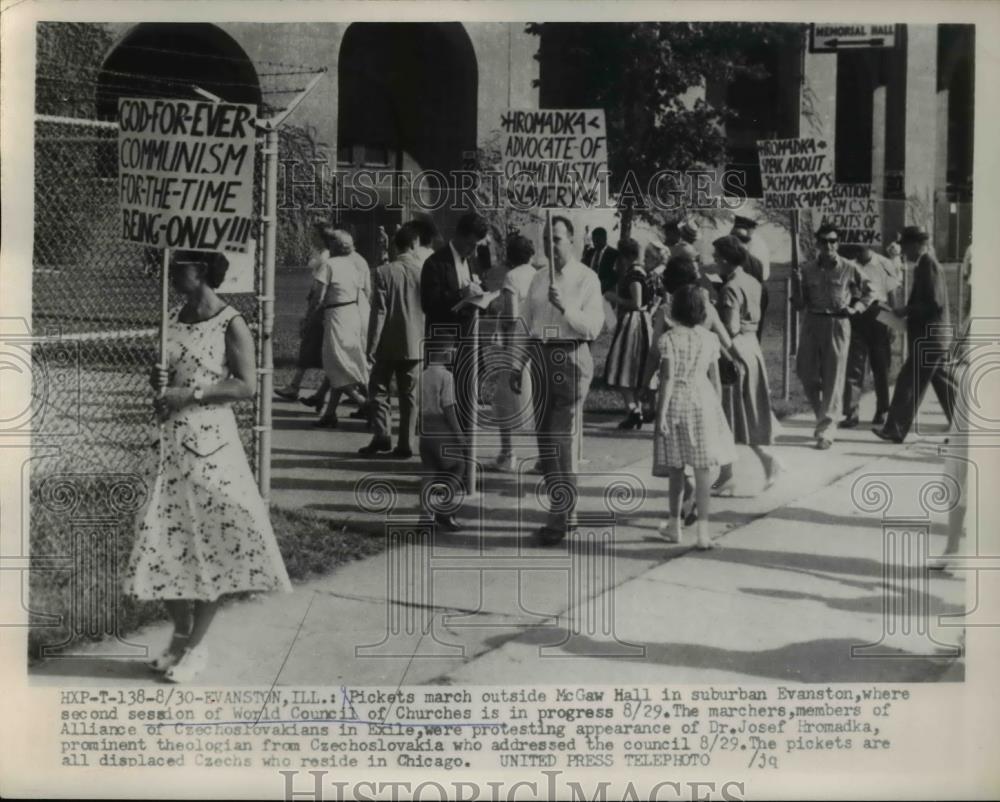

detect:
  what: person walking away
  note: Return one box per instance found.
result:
[873,225,958,443]
[791,224,874,449]
[653,284,735,549]
[840,243,903,428]
[645,255,736,526]
[731,221,768,341]
[359,223,425,458]
[603,238,656,429]
[123,251,291,682]
[274,222,331,411]
[419,336,466,531]
[314,228,371,427]
[511,216,604,545]
[710,235,784,493]
[491,233,539,472]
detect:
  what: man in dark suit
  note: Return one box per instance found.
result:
[420,212,490,429]
[874,226,958,443]
[581,226,619,294]
[360,223,426,458]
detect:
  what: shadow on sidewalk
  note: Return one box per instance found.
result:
[478,627,963,683]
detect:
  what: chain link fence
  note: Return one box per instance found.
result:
[29,114,263,657]
[31,117,263,477]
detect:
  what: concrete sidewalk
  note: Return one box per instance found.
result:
[31,390,965,685]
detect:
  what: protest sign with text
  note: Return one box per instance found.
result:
[758,137,835,210]
[820,183,882,245]
[118,98,256,254]
[499,108,608,208]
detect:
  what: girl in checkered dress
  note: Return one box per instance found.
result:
[653,285,734,548]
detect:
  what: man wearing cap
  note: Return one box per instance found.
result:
[511,215,604,545]
[874,226,957,443]
[839,244,903,429]
[581,226,620,294]
[791,224,874,449]
[732,217,768,340]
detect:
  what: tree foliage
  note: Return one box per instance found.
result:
[527,22,805,237]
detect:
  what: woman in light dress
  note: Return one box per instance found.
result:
[311,228,371,428]
[709,235,784,494]
[123,250,291,683]
[652,284,735,549]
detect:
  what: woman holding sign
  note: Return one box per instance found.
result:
[123,250,291,683]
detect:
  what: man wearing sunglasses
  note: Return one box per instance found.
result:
[791,224,874,449]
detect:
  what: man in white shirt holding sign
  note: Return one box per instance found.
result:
[511,215,604,545]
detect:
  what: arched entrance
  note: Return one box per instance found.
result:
[336,22,478,263]
[96,23,261,119]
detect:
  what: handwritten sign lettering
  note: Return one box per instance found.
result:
[499,109,608,209]
[118,98,256,254]
[758,138,835,210]
[820,183,882,245]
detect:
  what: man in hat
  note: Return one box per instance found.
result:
[873,226,957,443]
[839,243,903,429]
[732,218,767,340]
[791,224,874,449]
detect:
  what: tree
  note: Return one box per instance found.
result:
[527,22,804,238]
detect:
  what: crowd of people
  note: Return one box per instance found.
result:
[125,211,962,681]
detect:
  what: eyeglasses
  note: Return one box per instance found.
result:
[818,237,838,244]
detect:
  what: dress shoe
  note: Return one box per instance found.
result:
[349,407,369,420]
[274,386,299,401]
[534,525,567,546]
[872,427,903,444]
[313,415,338,428]
[358,439,392,456]
[301,394,325,410]
[838,415,859,429]
[872,411,887,426]
[391,446,413,459]
[434,513,462,532]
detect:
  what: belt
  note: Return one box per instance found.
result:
[536,338,589,346]
[324,300,357,309]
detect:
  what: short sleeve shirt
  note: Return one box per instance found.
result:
[421,364,455,418]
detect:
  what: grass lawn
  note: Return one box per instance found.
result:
[28,505,387,661]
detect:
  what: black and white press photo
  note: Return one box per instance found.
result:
[1,2,998,799]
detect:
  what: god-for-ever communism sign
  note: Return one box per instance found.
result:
[499,109,608,208]
[118,98,256,253]
[758,137,835,210]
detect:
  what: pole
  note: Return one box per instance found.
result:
[159,248,170,378]
[466,308,479,497]
[257,123,279,503]
[784,210,800,401]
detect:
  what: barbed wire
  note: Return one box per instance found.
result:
[97,41,321,73]
[37,59,319,92]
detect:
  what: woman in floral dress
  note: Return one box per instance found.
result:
[123,250,291,683]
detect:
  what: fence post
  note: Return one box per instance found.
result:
[257,124,278,503]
